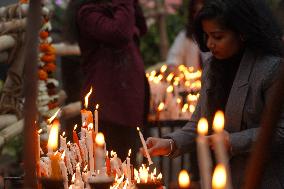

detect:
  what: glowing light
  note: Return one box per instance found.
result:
[95,132,105,146]
[167,85,174,93]
[47,120,59,151]
[160,65,167,73]
[197,118,208,135]
[212,164,226,189]
[47,109,60,123]
[178,170,190,189]
[213,111,225,133]
[84,87,92,109]
[158,102,165,111]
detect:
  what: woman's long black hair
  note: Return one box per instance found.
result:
[194,0,283,56]
[193,0,283,125]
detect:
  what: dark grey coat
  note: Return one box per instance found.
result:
[166,49,284,188]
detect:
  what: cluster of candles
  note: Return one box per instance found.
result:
[175,111,230,189]
[147,65,201,121]
[38,88,163,189]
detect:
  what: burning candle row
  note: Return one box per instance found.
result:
[147,65,201,121]
[36,88,162,189]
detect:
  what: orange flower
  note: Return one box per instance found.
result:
[48,102,59,110]
[39,44,55,54]
[40,31,49,39]
[41,54,56,63]
[38,69,48,80]
[20,0,28,3]
[43,63,56,72]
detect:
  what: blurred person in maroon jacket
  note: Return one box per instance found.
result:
[65,0,149,160]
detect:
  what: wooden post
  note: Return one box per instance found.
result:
[243,63,284,189]
[22,0,41,188]
[156,0,169,61]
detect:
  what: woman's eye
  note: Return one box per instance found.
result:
[212,35,222,40]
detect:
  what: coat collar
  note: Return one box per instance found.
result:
[225,48,256,132]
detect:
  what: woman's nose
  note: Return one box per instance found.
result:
[206,37,215,49]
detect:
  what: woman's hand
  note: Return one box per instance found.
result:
[206,130,231,152]
[140,137,172,157]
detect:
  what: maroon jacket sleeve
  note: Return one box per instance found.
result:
[77,0,135,45]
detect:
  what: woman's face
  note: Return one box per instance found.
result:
[202,18,243,59]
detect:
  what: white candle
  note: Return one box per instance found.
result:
[86,129,94,173]
[212,111,232,189]
[38,129,42,159]
[136,127,153,165]
[126,149,132,184]
[59,152,68,189]
[79,139,88,164]
[60,132,67,151]
[94,104,99,134]
[196,118,212,189]
[95,132,105,171]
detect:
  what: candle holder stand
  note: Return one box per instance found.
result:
[136,182,163,189]
[88,180,114,189]
[40,177,64,189]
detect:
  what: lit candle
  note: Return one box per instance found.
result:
[73,125,80,145]
[212,111,232,189]
[59,151,68,189]
[86,124,94,173]
[60,132,67,151]
[178,169,190,189]
[212,164,226,189]
[38,129,42,159]
[137,127,153,165]
[95,132,105,171]
[81,87,93,127]
[105,151,111,176]
[196,118,212,189]
[47,120,59,155]
[50,151,62,179]
[94,104,99,134]
[156,102,165,121]
[126,149,132,184]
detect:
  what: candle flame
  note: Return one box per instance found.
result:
[166,73,174,82]
[73,124,77,131]
[67,141,71,146]
[88,123,94,130]
[213,111,225,133]
[95,132,105,146]
[158,102,165,111]
[47,120,59,151]
[150,70,156,76]
[84,87,92,109]
[197,118,208,135]
[178,170,190,188]
[128,149,131,157]
[72,173,76,183]
[167,85,174,93]
[61,151,65,159]
[38,129,42,134]
[189,105,195,113]
[62,132,65,137]
[160,65,167,73]
[137,127,140,132]
[177,98,182,104]
[47,109,60,123]
[84,165,88,172]
[157,173,162,180]
[96,104,99,110]
[212,164,227,189]
[182,104,189,112]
